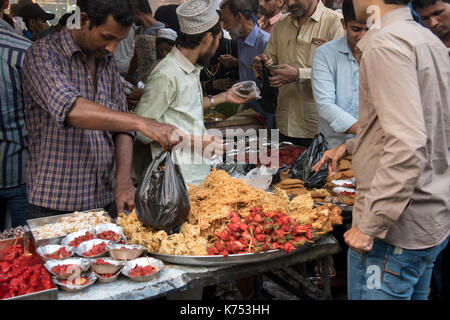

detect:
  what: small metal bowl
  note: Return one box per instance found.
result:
[37,245,75,262]
[44,258,90,280]
[89,257,125,274]
[121,257,164,282]
[75,239,112,258]
[107,243,145,261]
[94,270,121,283]
[93,223,124,243]
[61,228,95,248]
[53,272,97,293]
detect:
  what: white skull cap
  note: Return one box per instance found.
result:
[176,0,220,35]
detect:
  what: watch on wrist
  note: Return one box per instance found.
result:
[208,95,216,110]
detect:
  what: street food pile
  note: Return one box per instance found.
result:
[30,210,112,240]
[118,170,343,256]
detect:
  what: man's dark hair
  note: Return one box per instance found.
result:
[129,0,152,15]
[412,0,450,10]
[155,4,180,32]
[383,0,412,5]
[156,37,175,47]
[221,0,256,20]
[0,0,7,9]
[18,0,33,7]
[10,4,22,17]
[342,0,357,22]
[77,0,135,28]
[176,20,222,49]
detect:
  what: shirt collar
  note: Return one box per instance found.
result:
[290,0,326,27]
[0,18,16,33]
[172,46,201,74]
[263,12,283,26]
[243,24,261,47]
[60,27,113,62]
[338,36,351,54]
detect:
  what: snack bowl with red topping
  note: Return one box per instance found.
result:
[107,243,145,261]
[52,272,97,293]
[333,187,357,197]
[44,257,90,280]
[93,223,125,243]
[89,257,125,274]
[94,270,122,283]
[75,239,112,258]
[121,257,164,282]
[37,244,75,262]
[61,228,95,248]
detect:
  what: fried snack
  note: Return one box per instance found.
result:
[117,170,344,256]
[339,159,352,170]
[279,170,291,181]
[342,169,354,178]
[344,155,352,161]
[278,179,304,187]
[329,172,344,181]
[310,189,331,198]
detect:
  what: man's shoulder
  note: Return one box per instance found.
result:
[0,25,32,50]
[316,37,344,54]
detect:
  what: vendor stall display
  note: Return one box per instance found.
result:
[117,170,343,260]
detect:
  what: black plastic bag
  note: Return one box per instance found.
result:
[135,151,190,234]
[260,62,278,113]
[289,134,329,189]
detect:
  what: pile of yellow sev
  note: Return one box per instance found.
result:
[117,170,342,256]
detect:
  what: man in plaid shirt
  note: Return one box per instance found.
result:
[22,0,181,219]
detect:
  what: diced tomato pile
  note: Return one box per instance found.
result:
[68,232,93,247]
[342,183,354,188]
[340,191,356,196]
[207,207,313,257]
[60,277,90,286]
[94,259,111,265]
[98,273,116,278]
[51,264,81,274]
[129,265,156,277]
[82,242,107,257]
[44,247,72,259]
[96,231,119,242]
[253,146,306,168]
[0,244,53,299]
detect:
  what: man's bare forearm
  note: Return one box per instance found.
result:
[115,134,134,183]
[66,97,142,133]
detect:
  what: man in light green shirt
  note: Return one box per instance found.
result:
[135,0,254,186]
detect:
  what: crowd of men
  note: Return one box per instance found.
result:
[0,0,449,301]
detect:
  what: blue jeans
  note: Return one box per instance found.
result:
[348,237,450,300]
[0,184,29,230]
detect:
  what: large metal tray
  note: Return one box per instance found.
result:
[0,235,58,300]
[27,209,111,247]
[148,241,315,267]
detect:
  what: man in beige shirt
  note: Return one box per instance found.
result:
[254,0,344,147]
[258,0,284,33]
[314,0,450,300]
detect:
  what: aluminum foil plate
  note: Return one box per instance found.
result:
[94,270,121,283]
[107,243,145,261]
[61,228,95,248]
[122,257,164,282]
[93,223,124,243]
[148,242,315,266]
[75,239,111,258]
[37,244,75,262]
[53,272,97,293]
[44,257,91,280]
[89,257,125,274]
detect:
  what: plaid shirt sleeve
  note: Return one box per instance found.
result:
[23,43,82,128]
[110,59,136,141]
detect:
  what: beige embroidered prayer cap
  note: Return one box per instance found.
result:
[176,0,220,35]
